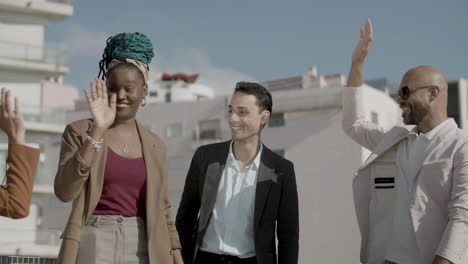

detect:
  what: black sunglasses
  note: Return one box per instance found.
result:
[398,85,437,100]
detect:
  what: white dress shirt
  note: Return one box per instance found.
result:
[201,141,263,258]
[385,119,452,264]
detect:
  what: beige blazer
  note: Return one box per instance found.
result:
[342,87,468,264]
[54,119,181,264]
[0,144,39,219]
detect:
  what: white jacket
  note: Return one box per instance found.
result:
[342,86,468,264]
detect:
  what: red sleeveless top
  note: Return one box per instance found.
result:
[93,147,147,217]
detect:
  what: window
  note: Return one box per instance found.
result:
[165,92,172,103]
[149,91,158,97]
[197,119,221,140]
[371,111,379,124]
[165,122,183,138]
[269,113,285,127]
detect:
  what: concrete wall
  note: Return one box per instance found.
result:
[262,108,362,263]
[41,81,79,111]
[0,23,45,60]
[0,82,42,114]
[0,69,47,83]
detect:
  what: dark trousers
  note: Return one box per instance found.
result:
[194,250,257,264]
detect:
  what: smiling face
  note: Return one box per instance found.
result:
[397,68,438,125]
[228,92,270,142]
[106,64,147,121]
[398,86,431,125]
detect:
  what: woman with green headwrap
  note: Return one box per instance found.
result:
[54,32,183,264]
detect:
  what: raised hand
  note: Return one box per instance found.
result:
[352,18,373,64]
[347,18,373,87]
[84,78,116,131]
[0,88,25,145]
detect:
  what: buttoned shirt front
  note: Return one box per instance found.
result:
[201,142,263,258]
[385,119,452,264]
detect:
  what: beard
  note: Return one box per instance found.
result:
[402,101,430,125]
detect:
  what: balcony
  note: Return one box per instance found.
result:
[0,0,73,21]
[19,104,66,133]
[23,108,67,126]
[0,40,68,75]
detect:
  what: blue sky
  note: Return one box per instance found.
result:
[47,0,468,94]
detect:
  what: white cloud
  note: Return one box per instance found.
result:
[150,46,256,95]
[61,24,108,58]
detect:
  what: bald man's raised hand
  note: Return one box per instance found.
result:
[352,18,373,64]
[347,19,373,87]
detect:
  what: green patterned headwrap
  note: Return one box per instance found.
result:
[98,32,154,80]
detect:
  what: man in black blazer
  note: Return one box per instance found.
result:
[176,82,299,264]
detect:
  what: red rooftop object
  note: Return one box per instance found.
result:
[162,73,199,84]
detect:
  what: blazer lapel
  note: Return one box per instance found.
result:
[136,121,162,240]
[198,141,230,232]
[254,146,277,232]
[359,126,412,170]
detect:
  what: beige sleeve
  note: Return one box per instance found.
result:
[0,144,39,218]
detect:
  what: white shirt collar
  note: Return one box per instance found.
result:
[409,118,454,141]
[424,118,453,140]
[228,141,263,170]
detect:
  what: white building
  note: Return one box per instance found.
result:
[0,0,75,258]
[148,72,215,103]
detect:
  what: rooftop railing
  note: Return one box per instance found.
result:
[0,256,56,264]
[0,40,68,67]
[21,104,68,125]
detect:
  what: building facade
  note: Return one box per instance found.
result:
[0,0,75,257]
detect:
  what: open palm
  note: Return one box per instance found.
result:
[0,88,25,144]
[84,78,116,130]
[352,18,373,63]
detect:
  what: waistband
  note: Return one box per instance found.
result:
[86,215,145,227]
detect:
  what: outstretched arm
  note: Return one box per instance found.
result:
[434,142,468,264]
[54,78,116,202]
[0,88,39,219]
[342,19,385,151]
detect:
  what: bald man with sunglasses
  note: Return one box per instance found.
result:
[342,19,468,264]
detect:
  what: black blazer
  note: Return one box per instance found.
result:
[176,140,299,264]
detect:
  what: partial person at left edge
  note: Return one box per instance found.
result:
[0,87,40,219]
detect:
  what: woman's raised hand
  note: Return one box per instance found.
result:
[84,78,116,131]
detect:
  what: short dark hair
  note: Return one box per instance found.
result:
[234,81,272,113]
